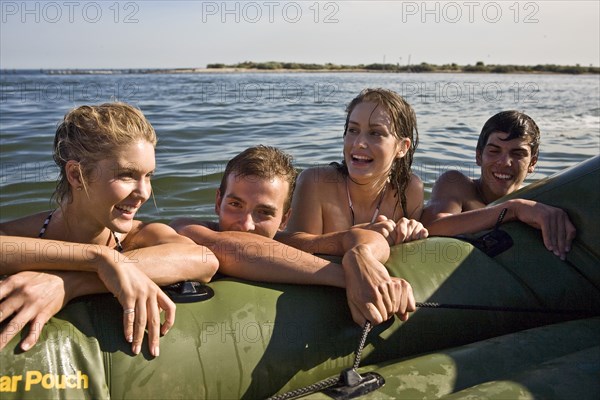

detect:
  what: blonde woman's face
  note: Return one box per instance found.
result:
[82,140,155,233]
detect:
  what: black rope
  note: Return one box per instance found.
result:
[266,301,595,399]
[352,321,371,370]
[416,302,595,316]
[266,376,339,400]
[267,322,372,400]
[494,207,508,230]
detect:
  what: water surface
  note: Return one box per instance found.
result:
[1,72,598,222]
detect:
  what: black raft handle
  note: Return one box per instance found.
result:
[161,281,214,303]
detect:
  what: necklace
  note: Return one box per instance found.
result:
[346,177,387,225]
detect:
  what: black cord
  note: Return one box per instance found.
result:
[416,301,594,316]
[494,207,508,230]
[267,322,372,400]
[266,301,595,399]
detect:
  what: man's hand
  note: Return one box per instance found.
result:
[341,244,416,326]
[512,199,576,260]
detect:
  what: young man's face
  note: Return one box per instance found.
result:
[476,131,537,202]
[215,173,291,239]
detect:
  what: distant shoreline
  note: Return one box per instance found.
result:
[2,61,598,75]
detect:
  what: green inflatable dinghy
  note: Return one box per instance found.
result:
[1,156,599,399]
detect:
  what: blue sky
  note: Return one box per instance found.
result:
[1,1,599,69]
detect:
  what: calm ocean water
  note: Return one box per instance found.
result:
[1,71,599,223]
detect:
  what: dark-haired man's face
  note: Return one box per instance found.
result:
[476,131,537,202]
[215,173,291,239]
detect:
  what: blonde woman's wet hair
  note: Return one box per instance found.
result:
[53,102,157,205]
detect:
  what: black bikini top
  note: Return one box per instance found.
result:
[38,210,123,252]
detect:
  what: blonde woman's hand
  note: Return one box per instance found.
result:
[0,271,72,352]
[95,253,175,357]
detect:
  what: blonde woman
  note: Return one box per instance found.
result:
[0,103,218,356]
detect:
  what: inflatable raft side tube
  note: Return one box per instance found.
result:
[440,347,600,399]
[0,301,110,399]
[337,317,600,400]
[1,157,598,400]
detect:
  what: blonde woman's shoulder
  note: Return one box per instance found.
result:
[0,211,53,237]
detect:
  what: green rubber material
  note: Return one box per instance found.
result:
[1,156,598,399]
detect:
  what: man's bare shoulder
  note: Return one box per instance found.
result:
[170,217,216,231]
[170,218,220,242]
[432,170,476,196]
[427,170,479,210]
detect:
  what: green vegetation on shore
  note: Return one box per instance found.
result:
[3,61,597,76]
[207,61,600,74]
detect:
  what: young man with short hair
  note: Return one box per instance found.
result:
[171,145,415,326]
[422,110,576,260]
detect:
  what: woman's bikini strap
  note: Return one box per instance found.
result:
[38,209,123,253]
[38,210,55,238]
[113,232,123,252]
[346,178,387,225]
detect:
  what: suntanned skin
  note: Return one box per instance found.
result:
[171,173,416,326]
[422,131,576,259]
[0,227,216,354]
[1,141,219,355]
[214,173,292,239]
[285,167,426,242]
[285,102,428,243]
[274,216,416,323]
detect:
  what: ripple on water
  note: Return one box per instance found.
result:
[1,72,598,221]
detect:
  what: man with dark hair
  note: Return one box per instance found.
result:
[422,110,575,260]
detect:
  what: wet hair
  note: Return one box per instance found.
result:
[477,110,540,158]
[219,145,298,213]
[53,102,157,205]
[333,88,419,216]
